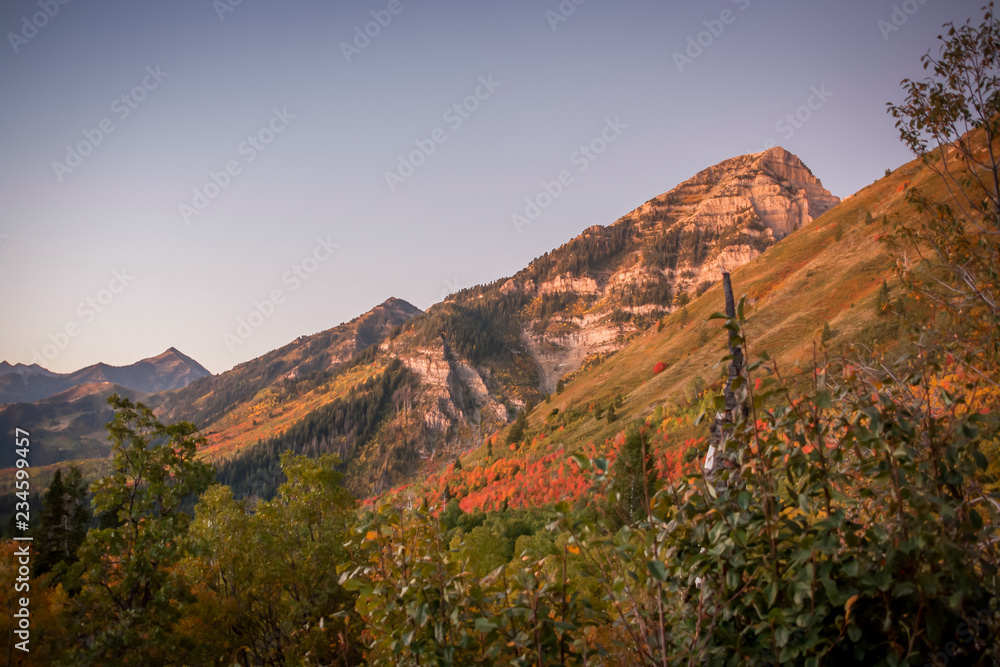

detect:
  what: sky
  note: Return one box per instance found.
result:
[0,0,985,374]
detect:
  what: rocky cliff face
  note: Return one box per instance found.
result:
[390,335,509,455]
[495,147,839,387]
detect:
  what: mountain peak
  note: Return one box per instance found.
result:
[626,147,840,240]
[758,144,792,158]
[147,346,192,362]
[374,297,422,315]
[140,347,212,379]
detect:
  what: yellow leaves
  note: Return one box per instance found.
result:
[844,594,859,624]
[567,544,580,555]
[365,530,379,542]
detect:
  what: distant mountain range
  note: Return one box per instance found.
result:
[0,348,211,405]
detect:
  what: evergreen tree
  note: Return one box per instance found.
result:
[34,466,90,578]
[608,425,656,523]
[34,469,66,577]
[606,404,617,424]
[506,410,527,445]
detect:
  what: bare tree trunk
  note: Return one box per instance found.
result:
[705,272,748,483]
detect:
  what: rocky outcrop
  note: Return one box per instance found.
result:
[539,275,601,296]
[399,340,508,441]
[522,319,623,394]
[678,245,763,295]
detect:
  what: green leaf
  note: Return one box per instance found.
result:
[475,618,498,633]
[814,391,833,409]
[570,452,592,471]
[765,581,778,606]
[341,578,372,595]
[891,582,916,598]
[737,491,751,511]
[647,560,668,581]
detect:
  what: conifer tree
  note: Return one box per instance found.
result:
[34,466,90,578]
[506,409,527,445]
[609,425,656,523]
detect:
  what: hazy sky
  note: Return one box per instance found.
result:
[0,0,983,374]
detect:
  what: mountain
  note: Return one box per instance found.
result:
[159,297,424,431]
[0,146,850,500]
[487,146,840,392]
[174,147,841,497]
[495,160,904,467]
[0,347,211,405]
[0,383,150,469]
[388,147,925,511]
